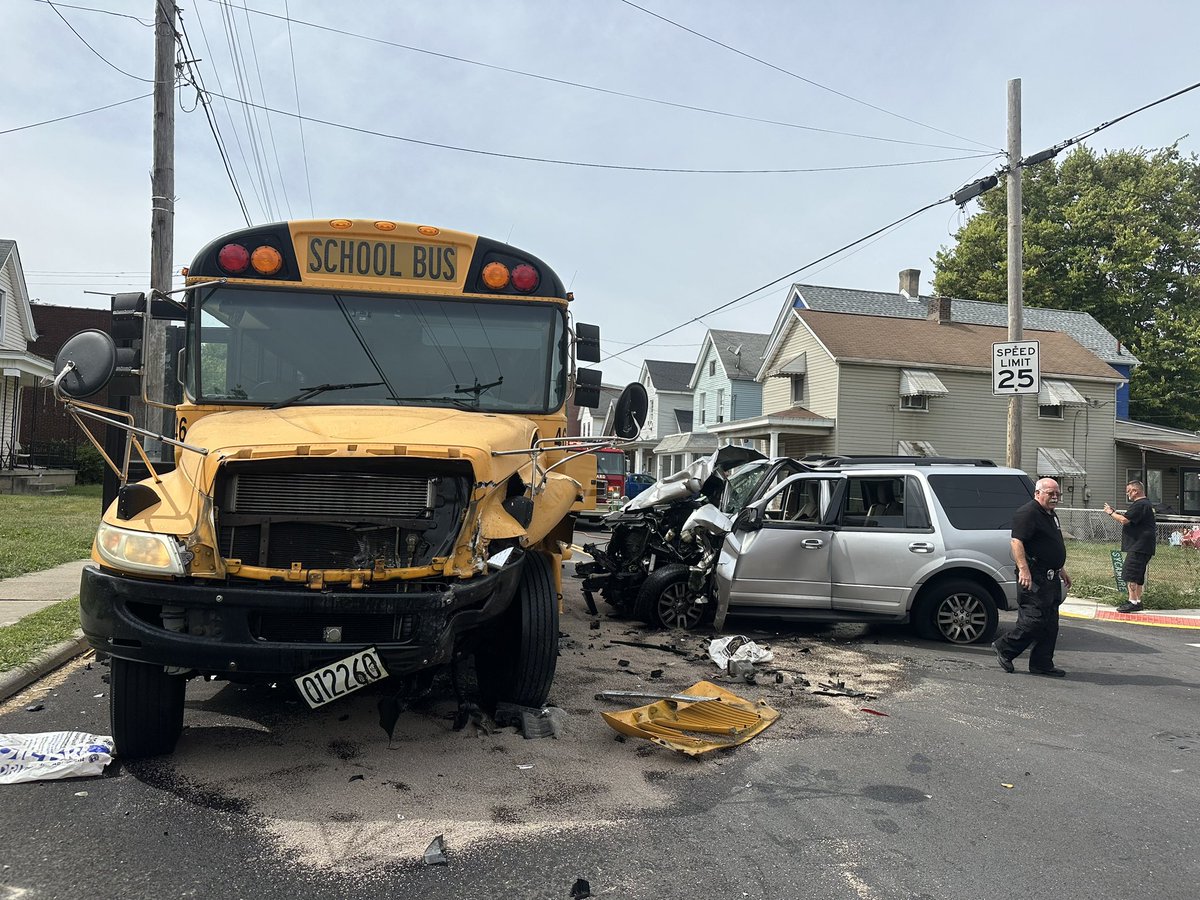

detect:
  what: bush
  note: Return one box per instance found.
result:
[74,442,106,485]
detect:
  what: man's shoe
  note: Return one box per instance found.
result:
[1030,666,1066,677]
[1116,602,1144,614]
[992,642,1014,673]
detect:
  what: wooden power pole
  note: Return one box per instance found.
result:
[1006,78,1023,469]
[143,0,176,451]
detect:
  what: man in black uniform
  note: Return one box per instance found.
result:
[1105,479,1156,613]
[993,477,1071,677]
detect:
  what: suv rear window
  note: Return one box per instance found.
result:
[928,474,1035,530]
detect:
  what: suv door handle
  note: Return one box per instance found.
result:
[908,542,935,553]
[801,538,824,549]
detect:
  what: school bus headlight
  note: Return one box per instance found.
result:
[481,261,510,290]
[250,245,283,275]
[96,524,186,575]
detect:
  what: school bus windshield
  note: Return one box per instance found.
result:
[192,286,567,411]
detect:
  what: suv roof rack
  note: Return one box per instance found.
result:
[799,455,998,468]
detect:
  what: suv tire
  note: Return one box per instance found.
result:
[637,563,707,630]
[111,657,186,758]
[915,579,999,645]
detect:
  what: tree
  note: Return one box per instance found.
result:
[933,144,1200,430]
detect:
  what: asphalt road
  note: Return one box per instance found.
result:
[1,541,1197,900]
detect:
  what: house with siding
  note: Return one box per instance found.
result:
[709,291,1127,507]
[623,359,695,478]
[689,329,768,432]
[0,240,54,475]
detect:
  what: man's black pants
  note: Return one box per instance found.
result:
[995,575,1062,670]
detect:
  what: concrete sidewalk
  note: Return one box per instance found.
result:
[0,559,90,701]
[1060,596,1200,628]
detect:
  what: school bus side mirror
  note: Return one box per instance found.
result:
[53,329,118,399]
[575,323,601,363]
[574,367,602,409]
[614,382,648,439]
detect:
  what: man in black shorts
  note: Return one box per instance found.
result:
[1104,479,1156,613]
[993,478,1071,677]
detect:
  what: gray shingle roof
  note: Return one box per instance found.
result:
[793,283,1137,366]
[645,359,694,392]
[674,408,693,432]
[0,240,15,266]
[706,329,770,377]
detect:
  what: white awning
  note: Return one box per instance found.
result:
[1038,379,1087,407]
[1037,447,1086,477]
[899,369,949,397]
[770,352,807,377]
[898,440,938,457]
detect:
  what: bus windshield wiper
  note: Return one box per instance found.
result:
[268,382,386,409]
[390,395,476,410]
[455,376,503,401]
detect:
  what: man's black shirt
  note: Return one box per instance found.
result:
[1011,499,1066,569]
[1121,496,1157,556]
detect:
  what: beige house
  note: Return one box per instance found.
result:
[1,240,53,472]
[709,297,1127,507]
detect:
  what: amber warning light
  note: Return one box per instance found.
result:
[218,242,284,276]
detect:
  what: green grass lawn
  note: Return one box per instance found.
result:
[1066,540,1200,610]
[0,598,82,673]
[0,485,102,579]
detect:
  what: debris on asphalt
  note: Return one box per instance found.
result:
[451,702,495,735]
[617,659,630,667]
[570,877,592,898]
[811,680,869,698]
[23,704,43,713]
[422,834,448,866]
[494,702,566,739]
[708,635,774,673]
[0,731,115,784]
[649,669,664,679]
[860,708,889,717]
[600,680,780,756]
[1001,783,1015,789]
[589,620,601,630]
[608,639,691,657]
[348,774,365,782]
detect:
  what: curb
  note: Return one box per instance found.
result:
[0,630,90,703]
[1060,604,1200,630]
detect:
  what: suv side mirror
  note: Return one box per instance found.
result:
[734,506,763,532]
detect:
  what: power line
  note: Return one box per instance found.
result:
[176,5,253,225]
[28,0,154,26]
[617,0,999,153]
[602,194,956,363]
[283,0,314,216]
[236,0,291,217]
[195,0,982,155]
[0,93,151,136]
[45,0,154,82]
[218,0,276,219]
[201,89,998,174]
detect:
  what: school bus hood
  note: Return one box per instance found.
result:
[181,405,539,461]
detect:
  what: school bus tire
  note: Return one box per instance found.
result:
[476,552,559,708]
[110,656,186,758]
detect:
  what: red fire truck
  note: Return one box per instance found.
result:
[577,447,628,525]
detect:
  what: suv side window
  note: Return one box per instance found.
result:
[840,475,930,530]
[927,473,1035,530]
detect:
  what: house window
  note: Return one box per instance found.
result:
[791,376,804,405]
[716,388,724,423]
[699,392,706,425]
[1126,468,1163,505]
[899,394,928,412]
[1039,404,1063,420]
[709,360,716,376]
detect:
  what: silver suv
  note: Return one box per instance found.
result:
[711,457,1035,644]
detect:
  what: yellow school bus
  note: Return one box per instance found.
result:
[50,219,644,758]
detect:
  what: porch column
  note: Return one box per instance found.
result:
[769,430,780,458]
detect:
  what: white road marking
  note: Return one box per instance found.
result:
[1187,643,1200,648]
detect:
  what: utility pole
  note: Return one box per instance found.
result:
[1006,78,1023,469]
[144,0,176,454]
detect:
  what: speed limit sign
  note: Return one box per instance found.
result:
[992,340,1040,395]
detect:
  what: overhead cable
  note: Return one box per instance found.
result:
[617,0,999,152]
[201,89,998,174]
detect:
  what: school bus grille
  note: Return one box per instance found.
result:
[227,472,436,519]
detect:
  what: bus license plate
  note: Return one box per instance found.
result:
[294,647,388,709]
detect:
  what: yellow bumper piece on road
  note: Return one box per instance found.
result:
[601,680,779,756]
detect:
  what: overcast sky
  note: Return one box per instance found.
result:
[5,0,1199,383]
